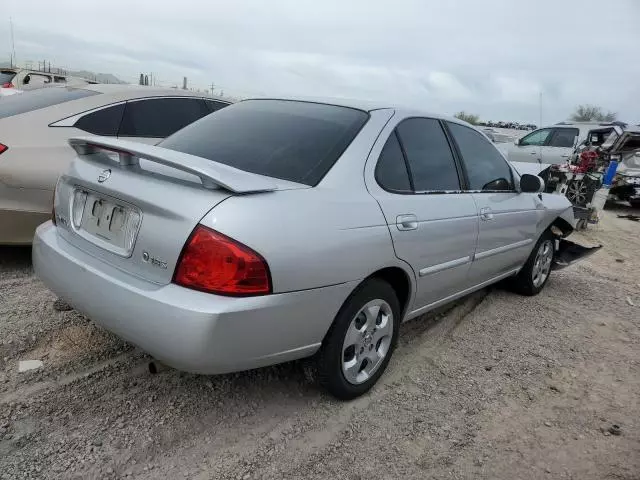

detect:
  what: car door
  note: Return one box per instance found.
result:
[366,117,479,312]
[540,127,579,165]
[117,97,218,145]
[508,128,554,164]
[445,121,539,284]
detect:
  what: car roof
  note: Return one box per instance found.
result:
[79,83,223,99]
[242,95,467,125]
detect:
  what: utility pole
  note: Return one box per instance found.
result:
[539,91,543,128]
[10,17,16,67]
[210,82,215,95]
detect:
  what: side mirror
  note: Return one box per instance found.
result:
[514,138,520,146]
[520,174,544,193]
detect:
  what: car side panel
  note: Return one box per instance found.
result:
[199,187,415,296]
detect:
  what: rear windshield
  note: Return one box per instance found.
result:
[159,99,369,186]
[0,87,98,119]
[1,71,17,84]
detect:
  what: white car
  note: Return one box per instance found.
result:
[0,84,230,244]
[498,122,614,172]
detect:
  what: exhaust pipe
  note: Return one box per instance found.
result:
[148,360,169,374]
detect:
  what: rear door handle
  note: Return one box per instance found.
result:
[396,214,418,231]
[560,154,569,158]
[480,207,494,221]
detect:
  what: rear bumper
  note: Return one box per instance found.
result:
[33,222,356,374]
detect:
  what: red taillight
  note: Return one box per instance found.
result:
[0,143,7,155]
[173,225,271,296]
[1,82,14,88]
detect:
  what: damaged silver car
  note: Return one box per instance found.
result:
[34,98,599,399]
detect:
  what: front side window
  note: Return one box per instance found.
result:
[396,118,460,191]
[519,128,552,146]
[549,128,579,148]
[447,122,514,191]
[375,132,412,192]
[118,98,212,138]
[74,103,125,136]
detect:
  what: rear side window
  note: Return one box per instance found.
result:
[205,100,229,113]
[118,98,211,138]
[396,118,460,191]
[549,128,578,148]
[0,87,98,119]
[160,100,369,186]
[74,103,125,136]
[447,122,514,191]
[375,132,412,192]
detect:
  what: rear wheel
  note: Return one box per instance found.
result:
[509,230,554,296]
[316,278,400,400]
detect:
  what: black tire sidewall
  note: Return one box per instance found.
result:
[513,230,555,296]
[317,278,401,400]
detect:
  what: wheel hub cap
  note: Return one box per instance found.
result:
[341,299,394,385]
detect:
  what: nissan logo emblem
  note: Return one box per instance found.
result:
[98,169,111,183]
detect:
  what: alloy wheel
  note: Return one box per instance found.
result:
[341,299,393,385]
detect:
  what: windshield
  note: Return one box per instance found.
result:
[160,99,369,186]
[0,87,98,119]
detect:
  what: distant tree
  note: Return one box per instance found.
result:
[454,111,480,125]
[570,104,617,122]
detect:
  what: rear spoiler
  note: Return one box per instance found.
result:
[68,136,277,194]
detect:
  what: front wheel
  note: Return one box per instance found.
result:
[509,231,555,296]
[316,278,400,400]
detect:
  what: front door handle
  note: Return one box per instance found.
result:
[396,214,418,231]
[560,154,569,158]
[480,207,494,221]
[530,152,537,155]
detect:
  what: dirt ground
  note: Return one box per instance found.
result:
[1,206,639,480]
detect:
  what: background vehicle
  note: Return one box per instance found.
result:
[497,121,624,170]
[0,84,230,244]
[33,98,591,400]
[0,67,96,92]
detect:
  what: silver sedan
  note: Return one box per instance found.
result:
[33,98,595,399]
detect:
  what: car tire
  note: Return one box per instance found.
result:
[316,278,401,400]
[509,230,555,296]
[630,200,640,209]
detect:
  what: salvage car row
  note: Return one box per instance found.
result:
[2,86,600,398]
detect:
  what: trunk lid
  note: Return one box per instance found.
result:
[54,137,303,284]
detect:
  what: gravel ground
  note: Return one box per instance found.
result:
[1,207,639,480]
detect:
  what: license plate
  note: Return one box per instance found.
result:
[72,189,141,256]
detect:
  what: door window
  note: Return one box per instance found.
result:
[447,122,514,191]
[375,132,412,192]
[205,100,230,113]
[519,128,552,146]
[74,103,125,136]
[118,98,212,138]
[396,118,460,191]
[548,128,579,148]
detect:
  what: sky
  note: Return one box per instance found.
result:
[2,0,639,124]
